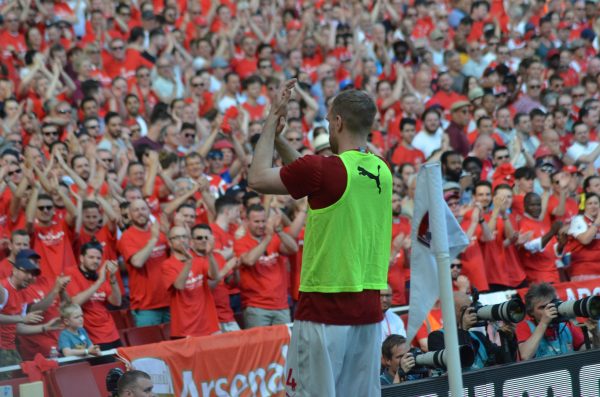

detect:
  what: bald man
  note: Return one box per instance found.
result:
[162,226,220,338]
[117,199,170,326]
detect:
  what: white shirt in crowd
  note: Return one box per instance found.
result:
[381,310,406,343]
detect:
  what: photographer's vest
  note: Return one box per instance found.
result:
[300,150,392,293]
[526,320,573,358]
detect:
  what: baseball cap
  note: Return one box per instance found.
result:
[443,181,461,191]
[13,258,41,276]
[16,249,40,261]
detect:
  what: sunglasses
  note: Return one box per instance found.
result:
[193,235,210,240]
[43,131,59,136]
[184,133,195,138]
[38,205,54,212]
[57,108,70,114]
[192,82,204,88]
[111,46,124,51]
[451,263,462,269]
[7,169,22,177]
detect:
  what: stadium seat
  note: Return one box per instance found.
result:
[121,325,166,347]
[110,309,134,330]
[0,376,29,397]
[46,362,102,397]
[161,323,171,340]
[91,361,126,397]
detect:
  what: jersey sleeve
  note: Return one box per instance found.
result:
[280,155,324,199]
[161,258,182,290]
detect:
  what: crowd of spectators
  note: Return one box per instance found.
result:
[0,0,597,379]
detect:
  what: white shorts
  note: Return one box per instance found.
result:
[285,320,381,397]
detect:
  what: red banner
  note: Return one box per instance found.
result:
[117,325,290,397]
[516,279,600,301]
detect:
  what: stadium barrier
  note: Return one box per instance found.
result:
[382,348,600,397]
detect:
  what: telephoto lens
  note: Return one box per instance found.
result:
[413,345,475,370]
[556,296,600,320]
[476,298,526,323]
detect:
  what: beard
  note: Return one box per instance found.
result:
[445,168,462,182]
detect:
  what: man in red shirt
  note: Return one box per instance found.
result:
[390,118,426,167]
[26,191,77,281]
[117,199,170,326]
[234,205,297,328]
[546,171,579,222]
[517,283,599,360]
[0,258,63,367]
[191,224,240,332]
[66,242,122,350]
[517,193,562,284]
[0,230,31,279]
[163,225,220,338]
[210,196,240,260]
[15,248,71,361]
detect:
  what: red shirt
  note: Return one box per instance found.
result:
[388,217,411,305]
[162,255,219,337]
[0,257,12,280]
[480,213,525,288]
[31,219,76,281]
[390,144,426,166]
[460,210,490,292]
[566,215,600,277]
[546,194,579,223]
[280,154,383,325]
[517,215,560,284]
[0,278,26,349]
[208,253,236,323]
[117,225,169,310]
[16,276,60,360]
[231,56,258,80]
[65,267,119,344]
[234,234,288,310]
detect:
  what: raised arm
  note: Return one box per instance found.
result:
[248,79,296,194]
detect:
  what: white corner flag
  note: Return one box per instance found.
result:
[406,163,470,342]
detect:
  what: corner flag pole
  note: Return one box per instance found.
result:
[425,164,464,397]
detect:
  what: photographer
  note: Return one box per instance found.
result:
[428,291,513,370]
[517,283,600,361]
[380,334,427,385]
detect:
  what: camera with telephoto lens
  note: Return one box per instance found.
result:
[549,296,600,324]
[471,288,526,327]
[409,345,475,370]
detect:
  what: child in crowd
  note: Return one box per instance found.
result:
[58,303,101,357]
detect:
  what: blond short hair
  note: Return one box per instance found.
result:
[60,303,82,319]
